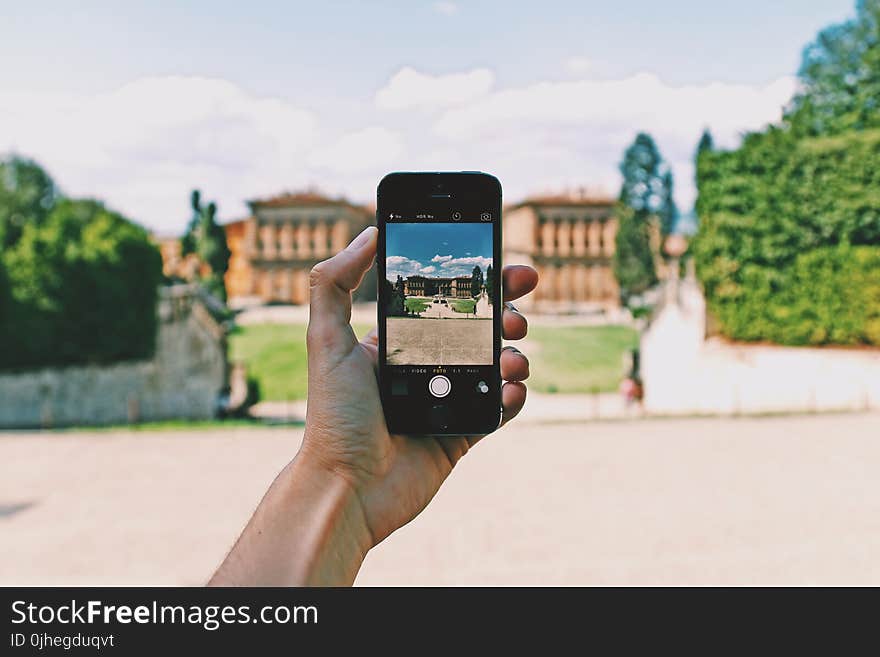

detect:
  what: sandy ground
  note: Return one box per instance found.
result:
[2,412,880,586]
[387,316,492,365]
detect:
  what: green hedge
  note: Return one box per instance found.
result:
[694,128,880,346]
[0,199,163,369]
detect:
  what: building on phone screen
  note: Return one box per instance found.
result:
[402,275,474,299]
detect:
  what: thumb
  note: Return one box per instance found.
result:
[307,226,377,350]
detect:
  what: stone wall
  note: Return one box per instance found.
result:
[0,286,227,428]
[641,280,880,415]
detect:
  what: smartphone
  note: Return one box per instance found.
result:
[377,172,502,436]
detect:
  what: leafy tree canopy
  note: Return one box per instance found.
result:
[0,156,59,249]
[618,132,677,235]
[787,0,880,136]
[1,197,163,369]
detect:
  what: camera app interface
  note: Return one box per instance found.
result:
[384,221,494,366]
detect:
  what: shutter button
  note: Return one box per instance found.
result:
[428,375,451,398]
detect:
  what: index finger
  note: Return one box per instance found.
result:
[502,265,539,302]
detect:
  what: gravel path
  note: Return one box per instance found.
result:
[2,412,879,585]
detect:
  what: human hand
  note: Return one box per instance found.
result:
[210,225,537,586]
[301,226,538,549]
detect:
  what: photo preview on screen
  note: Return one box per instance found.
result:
[384,221,493,366]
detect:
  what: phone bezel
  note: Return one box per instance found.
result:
[376,172,503,436]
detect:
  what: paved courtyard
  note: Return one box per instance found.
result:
[2,412,880,585]
[387,316,492,365]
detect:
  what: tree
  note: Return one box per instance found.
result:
[618,132,677,235]
[485,264,495,305]
[659,169,678,235]
[694,129,715,193]
[786,0,880,136]
[613,204,658,303]
[470,265,484,297]
[696,129,715,156]
[382,278,404,316]
[693,0,880,346]
[385,275,406,316]
[181,189,231,301]
[2,198,162,369]
[0,156,59,249]
[613,133,673,302]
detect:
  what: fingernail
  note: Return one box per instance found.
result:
[346,226,376,252]
[504,302,519,313]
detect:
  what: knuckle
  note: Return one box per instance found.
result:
[308,261,330,289]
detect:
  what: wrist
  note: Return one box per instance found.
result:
[279,449,374,585]
[210,442,374,587]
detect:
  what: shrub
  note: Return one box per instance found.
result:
[1,199,163,369]
[694,129,880,345]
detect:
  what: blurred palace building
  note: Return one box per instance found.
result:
[503,194,619,310]
[159,190,621,310]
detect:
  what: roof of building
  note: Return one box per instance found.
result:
[508,193,616,211]
[248,190,370,215]
[406,274,473,281]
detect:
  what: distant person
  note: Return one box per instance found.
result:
[210,227,538,586]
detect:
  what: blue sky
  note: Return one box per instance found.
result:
[386,222,492,280]
[0,1,856,233]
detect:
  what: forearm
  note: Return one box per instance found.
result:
[209,450,372,586]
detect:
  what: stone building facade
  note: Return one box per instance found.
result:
[158,191,628,311]
[503,195,620,311]
[402,275,473,298]
[224,192,376,306]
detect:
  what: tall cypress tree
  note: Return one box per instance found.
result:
[613,132,675,303]
[470,265,484,297]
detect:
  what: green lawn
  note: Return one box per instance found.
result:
[231,322,638,401]
[450,299,476,314]
[405,297,431,314]
[229,323,372,401]
[526,325,639,394]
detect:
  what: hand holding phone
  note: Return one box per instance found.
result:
[211,176,537,586]
[302,192,536,547]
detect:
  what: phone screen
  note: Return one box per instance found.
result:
[378,173,502,435]
[385,221,493,365]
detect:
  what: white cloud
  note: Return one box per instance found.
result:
[434,73,795,143]
[431,72,796,209]
[386,255,424,280]
[386,255,416,266]
[1,68,799,235]
[431,254,453,262]
[419,265,436,273]
[440,256,492,270]
[432,1,458,15]
[375,67,494,111]
[309,126,404,174]
[0,76,318,234]
[564,56,594,75]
